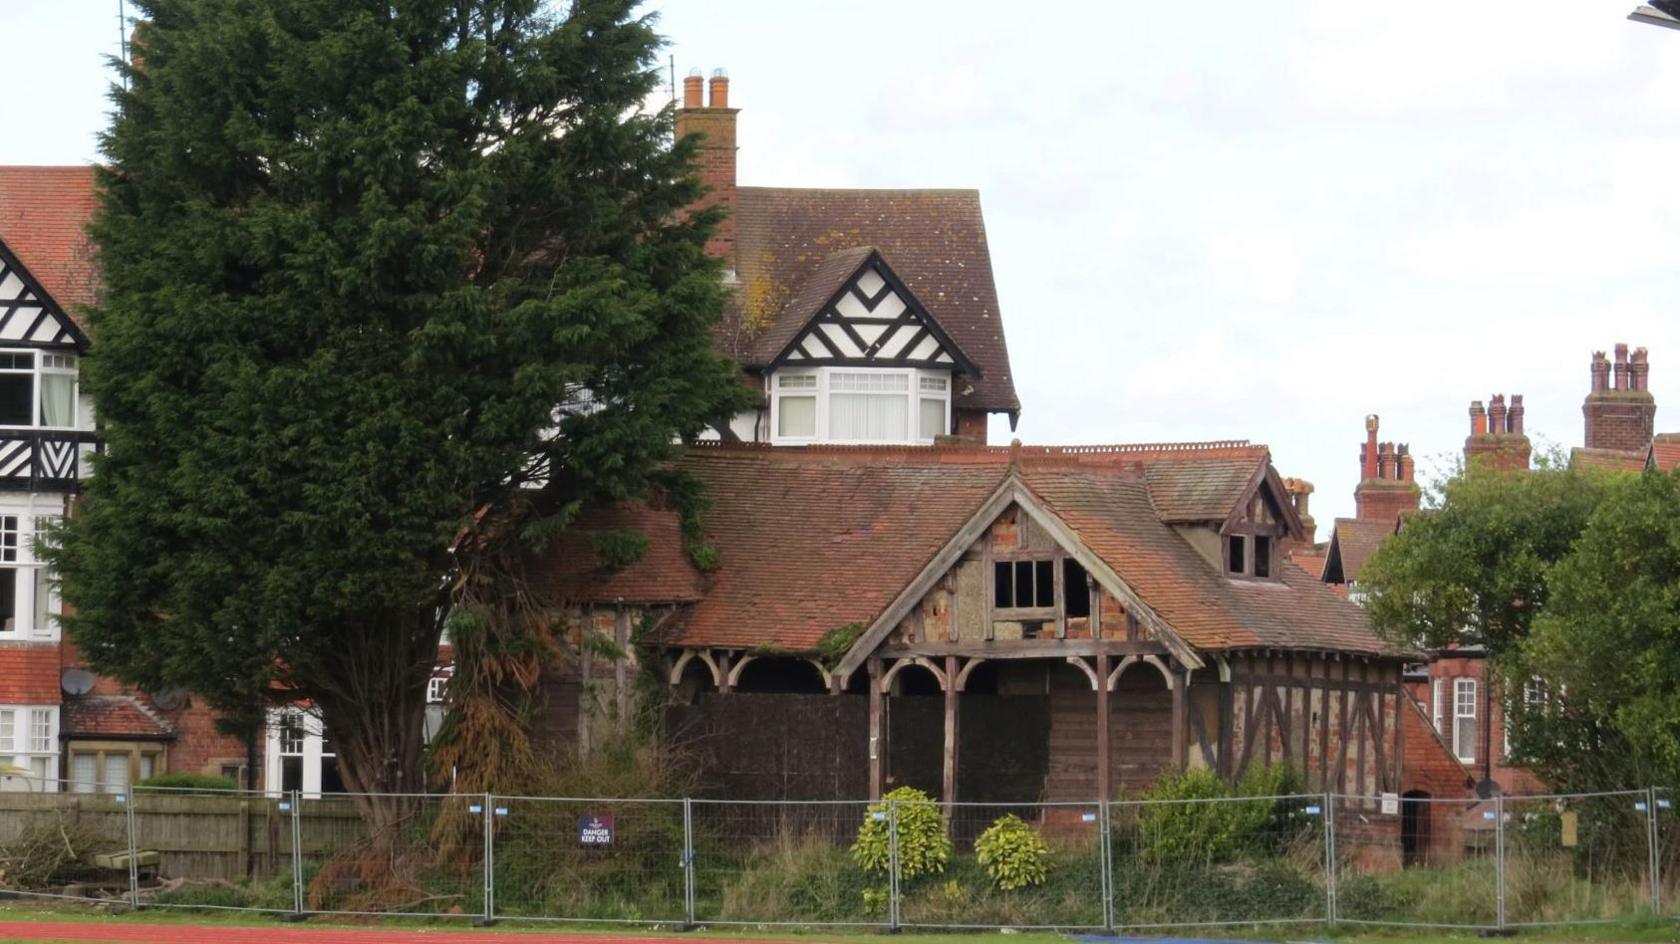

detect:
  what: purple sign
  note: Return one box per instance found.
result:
[579,813,615,846]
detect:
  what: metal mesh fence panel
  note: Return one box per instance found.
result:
[1108,792,1326,930]
[0,780,131,905]
[295,792,481,918]
[687,799,875,927]
[898,800,1107,929]
[133,786,294,913]
[1502,791,1655,926]
[1331,792,1496,929]
[1660,787,1679,917]
[489,796,685,924]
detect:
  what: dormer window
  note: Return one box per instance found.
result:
[0,351,77,429]
[769,367,951,445]
[1224,491,1285,580]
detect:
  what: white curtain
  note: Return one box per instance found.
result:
[40,374,73,427]
[830,393,908,442]
[777,396,816,437]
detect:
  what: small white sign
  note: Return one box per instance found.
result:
[1380,793,1399,816]
[1081,812,1097,823]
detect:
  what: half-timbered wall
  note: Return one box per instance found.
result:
[1205,653,1405,795]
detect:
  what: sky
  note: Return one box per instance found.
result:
[5,1,1679,528]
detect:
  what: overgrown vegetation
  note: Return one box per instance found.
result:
[135,772,237,793]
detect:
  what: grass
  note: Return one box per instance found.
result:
[3,901,1680,943]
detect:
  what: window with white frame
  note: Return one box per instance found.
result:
[0,706,59,790]
[265,708,343,797]
[0,351,77,429]
[1453,678,1477,763]
[769,367,952,445]
[0,510,61,641]
[1432,678,1446,736]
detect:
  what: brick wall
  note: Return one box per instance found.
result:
[673,75,737,264]
[0,643,60,704]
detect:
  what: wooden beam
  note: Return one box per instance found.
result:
[868,657,884,802]
[1096,649,1112,801]
[943,655,959,815]
[1171,663,1188,771]
[881,639,1170,660]
[1217,667,1234,779]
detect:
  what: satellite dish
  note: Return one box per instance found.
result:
[1475,777,1500,800]
[60,669,95,696]
[149,687,187,711]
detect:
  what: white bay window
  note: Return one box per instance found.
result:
[770,368,952,445]
[0,507,62,641]
[0,706,59,791]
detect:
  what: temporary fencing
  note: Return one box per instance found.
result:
[0,783,1672,932]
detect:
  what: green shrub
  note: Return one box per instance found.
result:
[135,772,238,793]
[851,786,950,881]
[1133,765,1306,866]
[975,814,1049,890]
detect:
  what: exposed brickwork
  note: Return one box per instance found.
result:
[673,73,737,264]
[1352,415,1420,524]
[1583,343,1656,452]
[1464,393,1531,472]
[1402,653,1545,796]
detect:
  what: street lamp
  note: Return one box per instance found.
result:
[1630,0,1680,30]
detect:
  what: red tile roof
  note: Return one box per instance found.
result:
[724,188,1018,414]
[1323,517,1397,585]
[546,442,1393,658]
[61,695,174,739]
[0,643,61,704]
[1648,434,1680,473]
[532,504,703,605]
[0,166,101,319]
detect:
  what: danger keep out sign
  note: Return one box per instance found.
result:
[579,814,615,846]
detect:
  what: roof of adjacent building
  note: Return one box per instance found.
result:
[1648,434,1680,472]
[533,504,704,605]
[720,187,1018,414]
[61,694,174,740]
[0,166,101,317]
[1570,446,1648,472]
[546,442,1392,658]
[1322,516,1398,585]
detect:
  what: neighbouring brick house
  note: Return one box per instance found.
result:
[0,166,251,792]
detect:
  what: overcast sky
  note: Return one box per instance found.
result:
[6,1,1678,528]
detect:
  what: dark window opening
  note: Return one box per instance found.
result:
[0,568,16,632]
[995,559,1056,609]
[0,374,31,426]
[1021,621,1043,640]
[1254,535,1272,578]
[1227,535,1245,575]
[1063,560,1090,618]
[280,756,302,793]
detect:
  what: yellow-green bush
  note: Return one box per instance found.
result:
[851,786,950,880]
[975,814,1050,890]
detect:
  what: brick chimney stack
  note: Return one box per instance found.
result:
[1354,415,1421,523]
[674,67,739,268]
[1583,342,1657,453]
[1466,392,1532,472]
[1282,477,1317,546]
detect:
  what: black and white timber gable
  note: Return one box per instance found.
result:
[773,251,978,375]
[0,241,90,351]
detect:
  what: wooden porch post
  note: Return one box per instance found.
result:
[1171,664,1188,771]
[1095,651,1112,802]
[942,655,959,814]
[868,656,885,802]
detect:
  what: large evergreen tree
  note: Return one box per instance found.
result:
[52,0,747,831]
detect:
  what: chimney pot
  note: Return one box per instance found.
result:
[1592,351,1611,392]
[1377,441,1395,480]
[1361,415,1380,480]
[708,68,729,108]
[682,68,703,109]
[1509,394,1525,435]
[1489,393,1508,434]
[1615,342,1631,390]
[1470,399,1487,436]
